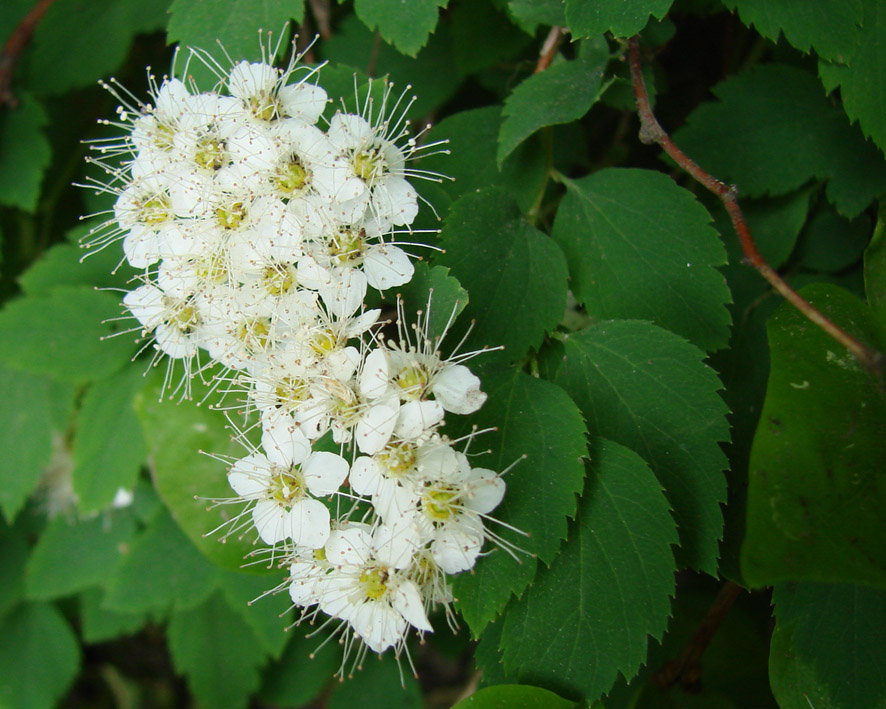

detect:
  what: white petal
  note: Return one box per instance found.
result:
[288,498,331,549]
[372,521,420,569]
[392,580,432,632]
[302,451,349,496]
[394,400,445,439]
[349,456,380,497]
[363,245,414,291]
[253,500,289,545]
[261,421,311,467]
[432,526,483,574]
[325,525,372,567]
[432,364,487,415]
[358,348,390,400]
[355,403,399,455]
[466,468,506,515]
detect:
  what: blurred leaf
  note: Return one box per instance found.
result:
[452,0,532,74]
[437,189,568,364]
[168,591,266,709]
[321,15,461,118]
[499,439,676,703]
[721,0,863,61]
[771,581,886,708]
[219,571,291,659]
[0,603,80,709]
[547,321,730,573]
[396,263,469,341]
[454,684,575,708]
[797,206,870,273]
[420,106,547,214]
[452,368,587,637]
[509,0,566,29]
[865,209,886,323]
[553,169,731,352]
[0,94,50,212]
[0,364,55,520]
[25,511,137,600]
[498,56,607,165]
[0,518,28,621]
[0,286,134,384]
[27,0,168,95]
[817,3,886,154]
[104,507,219,613]
[73,366,147,514]
[353,0,446,56]
[675,64,886,216]
[327,653,422,708]
[79,587,147,644]
[742,284,886,587]
[258,628,339,705]
[136,373,270,572]
[565,0,674,38]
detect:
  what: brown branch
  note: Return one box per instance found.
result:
[627,36,884,375]
[535,26,563,74]
[0,0,59,109]
[308,0,332,41]
[652,581,743,690]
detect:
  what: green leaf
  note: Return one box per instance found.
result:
[0,603,80,709]
[452,0,532,75]
[321,15,461,118]
[509,0,567,29]
[0,94,50,212]
[168,0,303,89]
[552,169,731,352]
[0,364,55,520]
[19,238,137,296]
[499,438,677,702]
[453,684,576,708]
[817,3,886,154]
[104,507,219,614]
[498,56,607,165]
[565,0,674,38]
[219,571,291,659]
[80,588,148,644]
[395,262,468,341]
[258,629,339,706]
[136,373,268,571]
[168,591,266,709]
[25,511,137,600]
[436,189,569,364]
[0,519,29,621]
[420,106,547,215]
[865,208,886,323]
[797,206,870,273]
[769,623,838,709]
[548,320,730,573]
[327,653,422,709]
[27,0,168,95]
[741,284,886,587]
[73,367,147,514]
[674,64,886,213]
[771,581,886,708]
[721,0,863,61]
[353,0,447,56]
[452,368,587,637]
[0,286,135,384]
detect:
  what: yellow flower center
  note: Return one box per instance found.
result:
[262,263,296,296]
[140,194,171,226]
[329,228,365,266]
[377,442,417,478]
[153,122,174,150]
[195,136,227,171]
[275,376,310,407]
[275,158,308,194]
[310,328,338,356]
[396,365,429,400]
[217,201,247,229]
[268,466,305,507]
[353,148,386,184]
[249,93,281,121]
[359,566,389,600]
[421,484,460,521]
[237,317,271,353]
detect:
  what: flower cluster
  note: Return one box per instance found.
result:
[86,43,516,668]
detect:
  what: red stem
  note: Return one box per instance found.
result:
[0,0,59,109]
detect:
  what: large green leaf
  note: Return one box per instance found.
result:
[565,0,674,38]
[104,508,219,614]
[136,374,269,572]
[499,438,677,703]
[19,238,137,296]
[453,684,575,708]
[0,603,80,709]
[168,591,267,709]
[419,106,547,215]
[72,366,147,514]
[219,570,292,659]
[452,368,587,637]
[741,284,886,587]
[721,0,863,61]
[509,0,567,30]
[436,189,569,364]
[327,653,422,708]
[865,209,886,323]
[675,64,886,215]
[0,518,28,621]
[0,365,55,521]
[0,286,134,384]
[771,581,886,708]
[547,320,730,573]
[26,0,168,95]
[818,3,886,154]
[552,169,731,352]
[25,511,137,601]
[451,0,532,75]
[257,629,339,706]
[0,94,50,212]
[498,55,607,165]
[396,262,469,341]
[79,588,148,644]
[353,0,447,56]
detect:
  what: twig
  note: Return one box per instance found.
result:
[367,30,382,77]
[627,36,884,375]
[535,26,563,74]
[308,0,332,41]
[652,581,743,689]
[0,0,59,109]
